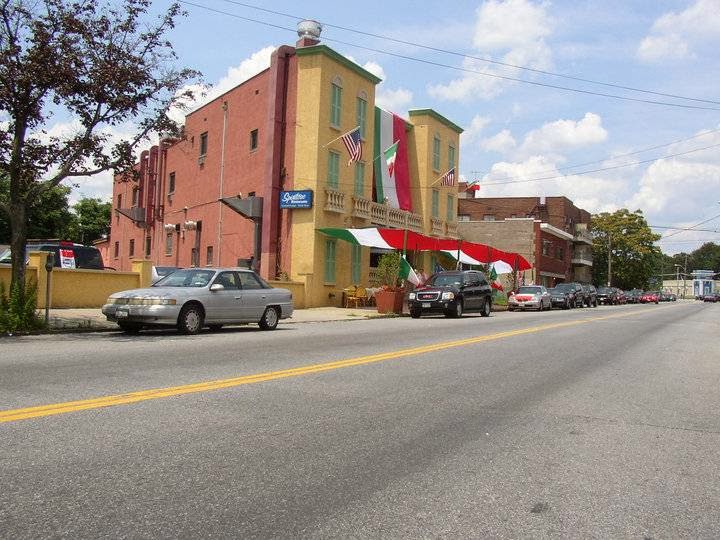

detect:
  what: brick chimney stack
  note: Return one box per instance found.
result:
[296,20,322,48]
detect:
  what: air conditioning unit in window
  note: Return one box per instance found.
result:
[184,220,198,230]
[198,155,206,166]
[164,223,176,232]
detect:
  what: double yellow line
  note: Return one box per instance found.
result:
[0,308,654,424]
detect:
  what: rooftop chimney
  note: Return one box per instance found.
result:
[296,19,322,47]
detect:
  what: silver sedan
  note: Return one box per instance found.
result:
[102,268,293,334]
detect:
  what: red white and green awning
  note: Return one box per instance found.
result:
[317,227,531,274]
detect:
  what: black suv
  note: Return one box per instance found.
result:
[596,286,617,305]
[408,270,492,318]
[552,282,584,308]
[0,241,105,269]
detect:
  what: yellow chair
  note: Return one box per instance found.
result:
[343,285,357,308]
[346,286,367,308]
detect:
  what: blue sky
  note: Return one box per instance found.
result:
[79,0,720,254]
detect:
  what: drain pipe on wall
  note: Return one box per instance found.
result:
[218,101,228,265]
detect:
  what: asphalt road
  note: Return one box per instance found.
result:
[1,302,718,538]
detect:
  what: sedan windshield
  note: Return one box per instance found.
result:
[517,286,541,294]
[597,287,613,294]
[153,269,215,288]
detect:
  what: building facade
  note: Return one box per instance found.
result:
[105,28,463,307]
[456,194,593,287]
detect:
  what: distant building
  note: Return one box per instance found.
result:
[456,191,593,287]
[103,22,463,307]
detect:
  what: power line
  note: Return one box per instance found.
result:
[467,128,720,181]
[651,225,720,233]
[218,0,720,107]
[479,142,720,186]
[661,212,720,239]
[178,1,720,112]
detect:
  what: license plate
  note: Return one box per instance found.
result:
[422,303,431,308]
[116,309,129,318]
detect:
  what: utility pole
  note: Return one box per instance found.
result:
[607,234,611,287]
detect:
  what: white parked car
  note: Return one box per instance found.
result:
[102,267,293,334]
[508,285,552,311]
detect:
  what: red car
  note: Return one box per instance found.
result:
[640,291,659,304]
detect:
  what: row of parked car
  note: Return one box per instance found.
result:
[507,283,676,311]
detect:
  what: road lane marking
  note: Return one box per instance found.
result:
[0,307,668,424]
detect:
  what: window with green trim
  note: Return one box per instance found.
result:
[324,239,337,283]
[432,135,441,171]
[446,194,454,222]
[448,145,456,170]
[432,189,439,218]
[356,97,367,139]
[327,151,340,188]
[330,83,342,128]
[354,161,365,196]
[351,244,362,284]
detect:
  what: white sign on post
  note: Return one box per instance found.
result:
[59,249,75,268]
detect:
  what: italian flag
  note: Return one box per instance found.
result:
[374,107,412,211]
[400,256,421,286]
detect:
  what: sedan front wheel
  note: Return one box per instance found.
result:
[178,304,204,335]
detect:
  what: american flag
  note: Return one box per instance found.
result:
[341,126,362,165]
[439,167,455,186]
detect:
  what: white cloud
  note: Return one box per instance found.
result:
[462,115,492,143]
[169,46,275,123]
[637,0,720,62]
[375,87,413,112]
[516,112,607,159]
[481,129,517,153]
[478,155,625,214]
[429,0,553,101]
[362,61,385,80]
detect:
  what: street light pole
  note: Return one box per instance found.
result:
[674,264,681,297]
[607,234,611,287]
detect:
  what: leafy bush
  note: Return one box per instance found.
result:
[376,252,402,290]
[0,280,44,333]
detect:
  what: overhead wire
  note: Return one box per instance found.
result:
[218,0,720,107]
[178,1,720,112]
[660,212,720,239]
[466,128,720,181]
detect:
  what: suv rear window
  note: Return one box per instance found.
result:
[0,243,104,269]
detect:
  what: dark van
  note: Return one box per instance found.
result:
[0,241,105,270]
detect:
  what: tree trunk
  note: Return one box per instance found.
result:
[9,198,27,301]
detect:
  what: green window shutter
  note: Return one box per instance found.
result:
[448,145,456,170]
[351,244,362,284]
[432,135,441,171]
[354,161,365,196]
[356,97,367,139]
[331,84,342,127]
[432,190,439,218]
[328,151,340,188]
[446,194,454,222]
[325,239,336,283]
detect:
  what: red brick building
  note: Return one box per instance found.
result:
[457,192,593,286]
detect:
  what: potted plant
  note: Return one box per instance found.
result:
[374,252,405,314]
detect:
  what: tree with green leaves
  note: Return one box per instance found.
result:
[0,0,199,317]
[66,198,111,244]
[591,209,662,289]
[0,175,74,243]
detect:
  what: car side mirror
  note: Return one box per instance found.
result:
[210,283,224,291]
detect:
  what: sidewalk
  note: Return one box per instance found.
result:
[46,306,394,332]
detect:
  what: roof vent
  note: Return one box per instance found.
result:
[297,20,322,47]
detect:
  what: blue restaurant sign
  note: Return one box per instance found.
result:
[280,190,313,209]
